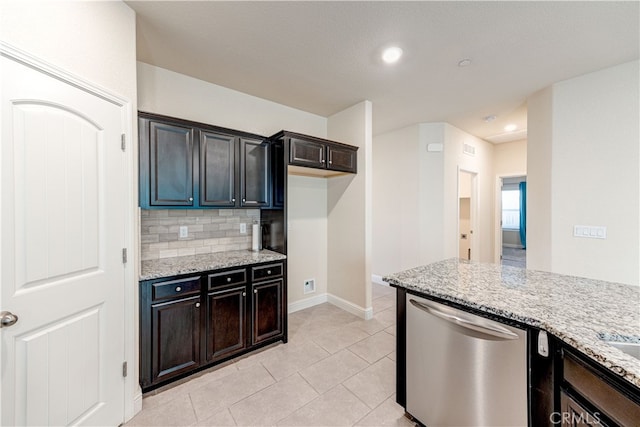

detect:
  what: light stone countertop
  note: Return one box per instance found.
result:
[383,258,640,389]
[140,249,286,281]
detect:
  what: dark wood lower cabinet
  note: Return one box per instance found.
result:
[206,285,247,362]
[140,261,286,391]
[150,295,201,384]
[252,280,283,345]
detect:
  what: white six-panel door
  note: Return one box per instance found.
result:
[1,51,126,426]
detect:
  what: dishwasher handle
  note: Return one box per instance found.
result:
[409,299,519,340]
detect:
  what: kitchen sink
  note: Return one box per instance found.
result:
[604,340,640,361]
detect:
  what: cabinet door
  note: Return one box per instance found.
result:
[271,141,285,209]
[206,286,247,361]
[289,138,325,169]
[240,138,270,207]
[149,121,195,206]
[327,144,357,173]
[151,295,201,384]
[251,279,283,345]
[200,130,237,207]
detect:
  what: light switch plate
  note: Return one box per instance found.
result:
[179,226,188,239]
[573,225,606,239]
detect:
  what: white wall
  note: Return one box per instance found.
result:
[441,124,495,263]
[0,0,140,420]
[327,101,373,317]
[528,61,639,285]
[372,122,495,277]
[137,62,326,137]
[527,88,554,272]
[372,125,421,276]
[494,140,527,176]
[286,176,328,307]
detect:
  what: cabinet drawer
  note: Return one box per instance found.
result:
[563,353,640,426]
[208,269,247,289]
[152,276,201,302]
[252,263,283,282]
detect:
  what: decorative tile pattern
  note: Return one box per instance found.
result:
[384,258,640,388]
[140,249,286,280]
[140,209,260,261]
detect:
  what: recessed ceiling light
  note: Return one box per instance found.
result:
[382,46,403,64]
[504,124,517,132]
[483,115,497,123]
[458,58,472,67]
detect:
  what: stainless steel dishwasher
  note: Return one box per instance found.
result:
[406,293,528,426]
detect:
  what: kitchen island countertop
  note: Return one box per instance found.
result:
[140,249,286,281]
[384,258,640,388]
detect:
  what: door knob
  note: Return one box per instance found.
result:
[0,311,18,328]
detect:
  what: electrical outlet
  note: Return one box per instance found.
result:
[240,223,247,234]
[304,279,315,294]
[179,226,188,239]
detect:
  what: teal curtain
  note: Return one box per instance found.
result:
[519,182,527,249]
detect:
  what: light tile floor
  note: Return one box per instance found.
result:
[126,284,415,427]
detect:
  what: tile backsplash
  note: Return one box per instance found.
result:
[140,209,260,261]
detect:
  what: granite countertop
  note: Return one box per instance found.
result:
[140,249,287,281]
[383,258,640,389]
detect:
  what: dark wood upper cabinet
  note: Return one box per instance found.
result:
[289,138,325,168]
[327,144,357,173]
[271,141,285,209]
[271,130,358,175]
[139,112,272,209]
[240,138,270,207]
[144,120,195,207]
[200,130,236,207]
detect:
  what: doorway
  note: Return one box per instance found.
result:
[499,176,527,268]
[458,170,477,261]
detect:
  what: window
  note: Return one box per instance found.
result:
[502,189,520,230]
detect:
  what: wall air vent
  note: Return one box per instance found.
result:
[463,143,476,156]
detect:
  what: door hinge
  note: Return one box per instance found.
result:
[121,134,126,152]
[122,248,127,264]
[122,361,128,378]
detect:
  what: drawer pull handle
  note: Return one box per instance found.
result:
[267,270,271,274]
[175,286,182,292]
[195,302,200,308]
[227,277,232,283]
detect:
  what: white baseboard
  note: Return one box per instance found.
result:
[133,391,143,416]
[288,293,328,313]
[328,293,373,320]
[503,244,525,249]
[371,274,387,286]
[288,292,373,320]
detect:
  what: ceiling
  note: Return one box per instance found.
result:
[127,1,639,142]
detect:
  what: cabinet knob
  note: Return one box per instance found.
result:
[232,198,236,202]
[254,289,258,294]
[242,292,246,297]
[227,277,232,283]
[242,198,246,202]
[195,302,200,308]
[189,197,193,201]
[329,160,332,164]
[267,270,271,275]
[175,286,182,292]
